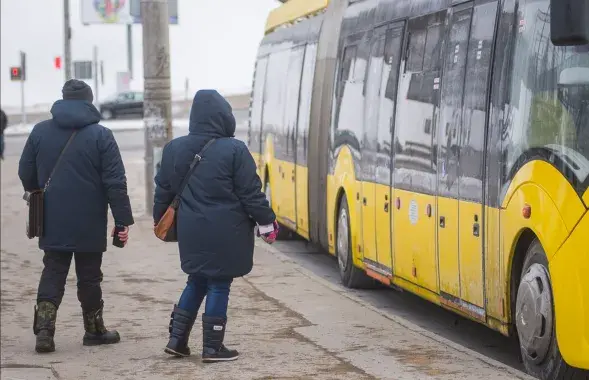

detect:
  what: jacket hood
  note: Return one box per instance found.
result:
[51,99,101,129]
[189,90,236,138]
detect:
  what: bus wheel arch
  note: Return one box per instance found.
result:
[511,235,586,379]
[509,228,537,336]
[335,190,374,289]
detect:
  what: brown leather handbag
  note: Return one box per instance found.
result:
[25,131,78,239]
[154,138,216,242]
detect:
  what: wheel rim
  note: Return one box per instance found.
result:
[337,207,349,273]
[102,110,112,120]
[516,262,554,364]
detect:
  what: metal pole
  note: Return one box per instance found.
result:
[64,0,72,81]
[20,78,26,125]
[20,51,27,125]
[141,0,172,214]
[93,46,99,107]
[127,24,134,79]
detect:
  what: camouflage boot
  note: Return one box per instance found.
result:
[82,300,120,346]
[33,301,57,353]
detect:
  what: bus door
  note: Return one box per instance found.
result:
[361,26,387,272]
[280,46,306,229]
[437,0,498,319]
[392,10,446,292]
[366,22,405,276]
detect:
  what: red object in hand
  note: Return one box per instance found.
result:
[261,221,279,244]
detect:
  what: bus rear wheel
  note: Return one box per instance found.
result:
[516,239,589,380]
[336,196,374,289]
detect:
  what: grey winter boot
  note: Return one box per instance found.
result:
[164,305,196,357]
[82,300,120,346]
[201,315,239,362]
[33,301,57,353]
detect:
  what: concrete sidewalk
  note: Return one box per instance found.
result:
[0,153,530,380]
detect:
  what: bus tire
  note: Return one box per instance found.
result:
[336,196,374,289]
[264,177,293,240]
[516,239,589,380]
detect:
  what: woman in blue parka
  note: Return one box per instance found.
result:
[153,90,277,362]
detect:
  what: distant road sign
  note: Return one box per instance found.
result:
[73,61,93,80]
[10,67,23,81]
[80,0,177,25]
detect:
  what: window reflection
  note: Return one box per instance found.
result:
[502,0,589,192]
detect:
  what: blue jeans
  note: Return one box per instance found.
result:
[177,275,233,318]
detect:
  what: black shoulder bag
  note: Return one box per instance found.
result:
[24,131,78,239]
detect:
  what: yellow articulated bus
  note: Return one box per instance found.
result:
[247,0,589,378]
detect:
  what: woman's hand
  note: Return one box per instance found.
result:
[260,221,279,244]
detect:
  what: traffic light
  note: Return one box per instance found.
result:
[55,56,62,69]
[10,66,22,81]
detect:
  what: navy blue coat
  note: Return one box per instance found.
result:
[153,90,275,279]
[18,100,134,253]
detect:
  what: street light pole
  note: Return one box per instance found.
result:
[64,0,72,81]
[141,0,172,214]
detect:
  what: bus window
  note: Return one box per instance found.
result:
[249,57,268,155]
[407,29,426,72]
[437,8,471,199]
[334,45,358,136]
[460,1,498,203]
[501,0,589,195]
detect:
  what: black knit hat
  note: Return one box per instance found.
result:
[62,79,94,102]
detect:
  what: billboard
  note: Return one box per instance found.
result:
[81,0,178,25]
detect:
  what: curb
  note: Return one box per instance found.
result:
[254,240,535,380]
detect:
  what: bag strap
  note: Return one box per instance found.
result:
[171,138,217,209]
[44,130,78,191]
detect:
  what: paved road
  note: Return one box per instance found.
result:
[272,239,523,371]
[2,109,524,375]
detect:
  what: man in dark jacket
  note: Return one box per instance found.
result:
[154,90,276,362]
[18,79,134,353]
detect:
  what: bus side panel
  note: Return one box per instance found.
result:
[550,212,589,369]
[252,152,261,177]
[328,146,361,261]
[275,159,298,229]
[263,135,276,208]
[484,206,505,324]
[295,164,310,239]
[502,161,586,244]
[392,189,438,293]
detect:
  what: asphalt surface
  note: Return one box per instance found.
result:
[2,112,524,373]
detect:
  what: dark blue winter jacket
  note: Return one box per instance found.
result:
[153,90,275,279]
[18,100,134,253]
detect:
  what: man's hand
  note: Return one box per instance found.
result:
[111,226,130,246]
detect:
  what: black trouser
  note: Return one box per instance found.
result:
[37,251,103,312]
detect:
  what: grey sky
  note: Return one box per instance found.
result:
[1,0,279,109]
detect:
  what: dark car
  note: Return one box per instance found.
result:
[99,91,144,120]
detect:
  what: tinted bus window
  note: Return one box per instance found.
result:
[297,43,318,167]
[501,0,589,195]
[460,1,498,202]
[249,57,268,154]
